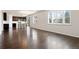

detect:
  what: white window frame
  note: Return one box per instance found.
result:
[48,10,71,25]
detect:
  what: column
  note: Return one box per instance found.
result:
[0,11,3,35]
[9,14,12,32]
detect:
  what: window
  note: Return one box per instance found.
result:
[48,11,52,24]
[64,11,70,23]
[48,10,71,24]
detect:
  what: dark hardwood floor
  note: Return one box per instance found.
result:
[0,26,79,49]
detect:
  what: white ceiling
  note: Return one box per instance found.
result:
[2,10,38,16]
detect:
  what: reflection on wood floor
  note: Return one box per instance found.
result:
[0,26,79,49]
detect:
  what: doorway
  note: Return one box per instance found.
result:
[13,23,16,30]
[3,24,9,31]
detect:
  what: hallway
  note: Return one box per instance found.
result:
[0,26,79,49]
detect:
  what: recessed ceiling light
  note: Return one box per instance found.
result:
[19,10,37,15]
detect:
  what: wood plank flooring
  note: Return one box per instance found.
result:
[0,26,79,49]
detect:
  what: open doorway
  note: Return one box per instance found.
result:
[3,24,9,31]
[13,23,16,30]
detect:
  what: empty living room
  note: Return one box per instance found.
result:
[0,10,79,49]
[1,0,79,59]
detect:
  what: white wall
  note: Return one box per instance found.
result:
[0,11,3,35]
[30,10,79,38]
[8,14,13,31]
[3,13,13,31]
